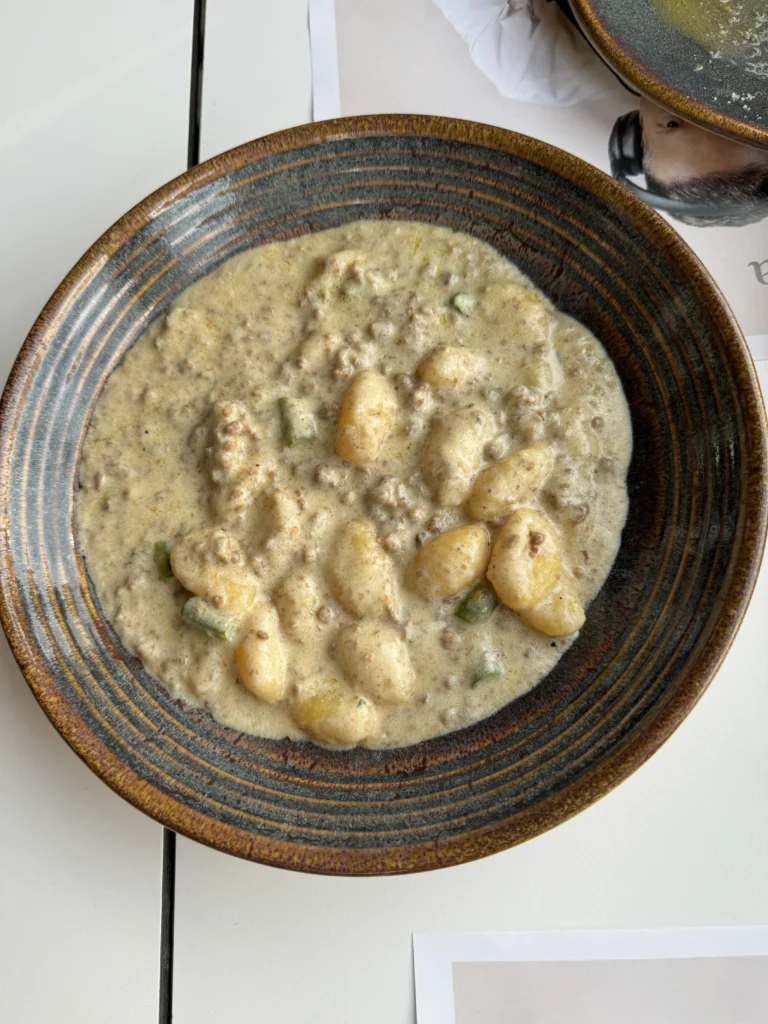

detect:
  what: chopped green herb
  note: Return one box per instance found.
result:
[181,597,236,642]
[154,541,174,581]
[278,397,317,447]
[470,651,504,687]
[452,292,475,316]
[455,583,498,624]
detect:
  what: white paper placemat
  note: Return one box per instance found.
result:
[414,927,768,1024]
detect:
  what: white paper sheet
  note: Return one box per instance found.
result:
[309,0,341,121]
[414,927,768,1024]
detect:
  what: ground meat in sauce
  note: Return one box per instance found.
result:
[77,221,632,749]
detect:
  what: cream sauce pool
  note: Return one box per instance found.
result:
[77,221,632,749]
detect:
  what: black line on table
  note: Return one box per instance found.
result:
[187,0,208,169]
[159,829,177,1024]
[158,5,208,1021]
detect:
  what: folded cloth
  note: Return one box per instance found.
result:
[433,0,623,106]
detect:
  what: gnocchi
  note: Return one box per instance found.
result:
[422,404,495,507]
[80,220,630,750]
[417,346,485,388]
[291,681,378,747]
[335,369,398,465]
[487,509,562,611]
[336,622,415,704]
[170,528,257,616]
[329,520,400,620]
[406,524,490,600]
[520,570,585,637]
[234,603,286,703]
[466,445,553,522]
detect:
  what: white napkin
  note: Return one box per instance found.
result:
[433,0,622,106]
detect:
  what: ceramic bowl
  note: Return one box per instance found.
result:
[572,0,768,147]
[1,116,765,874]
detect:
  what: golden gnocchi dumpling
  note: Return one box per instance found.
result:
[487,508,561,611]
[466,445,553,521]
[335,369,397,465]
[329,520,400,619]
[417,346,485,388]
[406,524,490,600]
[272,574,323,643]
[259,489,305,576]
[291,681,378,747]
[170,527,257,616]
[421,405,494,507]
[336,622,415,704]
[234,603,286,703]
[520,570,585,637]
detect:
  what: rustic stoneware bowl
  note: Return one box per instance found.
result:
[571,0,768,147]
[1,116,766,875]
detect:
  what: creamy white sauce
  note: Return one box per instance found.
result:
[78,221,632,749]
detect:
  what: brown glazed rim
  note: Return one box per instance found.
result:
[1,115,766,873]
[570,0,768,148]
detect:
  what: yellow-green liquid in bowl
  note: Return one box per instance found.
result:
[652,0,765,56]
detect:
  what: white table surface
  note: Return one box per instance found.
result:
[1,3,766,1022]
[0,3,192,1021]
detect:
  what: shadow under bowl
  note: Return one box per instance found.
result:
[0,115,765,874]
